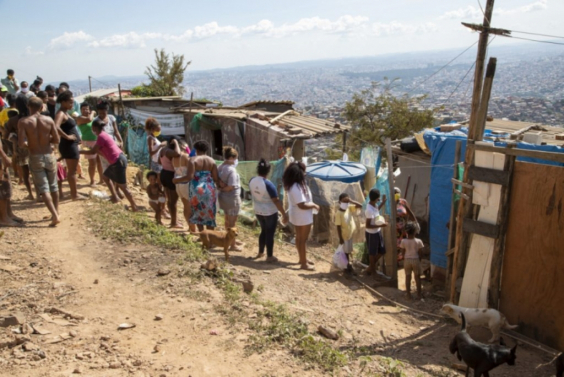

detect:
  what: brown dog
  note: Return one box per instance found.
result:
[196,228,238,261]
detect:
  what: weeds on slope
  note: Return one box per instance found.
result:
[85,199,204,261]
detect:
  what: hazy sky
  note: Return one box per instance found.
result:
[0,0,560,82]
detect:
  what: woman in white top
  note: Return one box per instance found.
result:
[282,161,319,271]
[249,159,289,263]
[144,118,169,219]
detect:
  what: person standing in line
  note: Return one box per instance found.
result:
[249,158,288,263]
[159,142,183,229]
[364,188,388,276]
[1,70,19,95]
[76,103,103,186]
[335,192,363,274]
[170,137,196,233]
[0,86,7,109]
[80,119,137,212]
[18,97,61,226]
[0,139,23,226]
[399,223,424,300]
[283,161,319,271]
[144,118,168,217]
[45,85,57,119]
[18,81,35,99]
[29,79,42,95]
[4,95,34,200]
[55,83,80,115]
[94,100,123,195]
[54,91,82,201]
[173,141,221,231]
[218,146,243,251]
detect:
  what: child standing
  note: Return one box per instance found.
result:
[400,223,424,300]
[364,189,387,276]
[146,171,166,225]
[335,193,362,274]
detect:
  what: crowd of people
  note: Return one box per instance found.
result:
[0,69,138,227]
[0,68,423,282]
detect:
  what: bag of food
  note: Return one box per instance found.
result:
[332,245,349,270]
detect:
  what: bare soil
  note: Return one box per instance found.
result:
[0,173,557,376]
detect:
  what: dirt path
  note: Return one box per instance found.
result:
[0,178,558,376]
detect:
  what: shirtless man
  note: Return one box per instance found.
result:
[18,97,61,226]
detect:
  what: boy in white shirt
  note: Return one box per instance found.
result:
[335,193,363,274]
[399,224,424,300]
[364,189,387,275]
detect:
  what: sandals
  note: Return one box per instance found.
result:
[251,253,265,260]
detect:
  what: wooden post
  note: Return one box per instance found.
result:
[488,151,516,309]
[475,58,497,142]
[385,138,398,286]
[446,141,462,294]
[451,0,496,303]
[185,92,194,138]
[117,83,124,117]
[88,76,92,93]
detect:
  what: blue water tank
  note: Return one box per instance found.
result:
[306,161,367,183]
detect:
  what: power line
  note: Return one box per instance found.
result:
[510,30,564,40]
[502,34,564,46]
[406,41,478,95]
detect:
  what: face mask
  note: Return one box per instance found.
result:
[233,159,239,167]
[340,202,349,210]
[395,193,401,202]
[153,131,161,137]
[21,87,29,93]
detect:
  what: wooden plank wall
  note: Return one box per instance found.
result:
[500,161,564,350]
[459,151,505,308]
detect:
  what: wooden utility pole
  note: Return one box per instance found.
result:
[185,92,194,138]
[88,76,92,93]
[385,138,398,286]
[118,83,124,117]
[450,0,496,303]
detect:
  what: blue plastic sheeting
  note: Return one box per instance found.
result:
[127,127,149,166]
[493,141,564,167]
[423,129,564,268]
[423,131,468,268]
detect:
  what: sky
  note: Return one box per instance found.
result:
[0,0,561,82]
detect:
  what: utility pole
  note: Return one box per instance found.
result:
[450,0,497,303]
[88,76,92,93]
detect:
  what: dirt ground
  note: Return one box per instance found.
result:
[0,170,558,377]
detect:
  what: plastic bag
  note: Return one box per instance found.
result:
[332,245,349,270]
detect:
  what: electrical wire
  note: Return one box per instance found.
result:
[407,41,478,95]
[510,30,564,40]
[502,35,564,46]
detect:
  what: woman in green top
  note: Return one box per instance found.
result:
[76,102,103,186]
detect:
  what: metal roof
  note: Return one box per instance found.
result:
[474,119,564,146]
[74,88,120,103]
[240,100,294,108]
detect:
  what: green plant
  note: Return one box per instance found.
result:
[376,357,406,377]
[343,79,436,160]
[85,199,204,261]
[295,335,348,371]
[145,48,191,96]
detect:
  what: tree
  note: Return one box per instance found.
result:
[342,80,437,160]
[144,49,191,97]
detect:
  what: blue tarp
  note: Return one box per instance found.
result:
[127,127,149,166]
[424,128,564,268]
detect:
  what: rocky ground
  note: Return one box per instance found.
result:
[0,169,558,377]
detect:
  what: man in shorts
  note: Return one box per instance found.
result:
[364,188,388,276]
[18,97,61,226]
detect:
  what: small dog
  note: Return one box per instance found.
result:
[196,228,238,261]
[441,304,518,343]
[450,313,517,376]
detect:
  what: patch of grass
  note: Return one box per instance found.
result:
[376,357,407,377]
[296,335,348,371]
[86,199,204,261]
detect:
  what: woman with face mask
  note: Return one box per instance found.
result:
[218,146,243,251]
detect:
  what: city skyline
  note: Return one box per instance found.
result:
[0,0,560,81]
